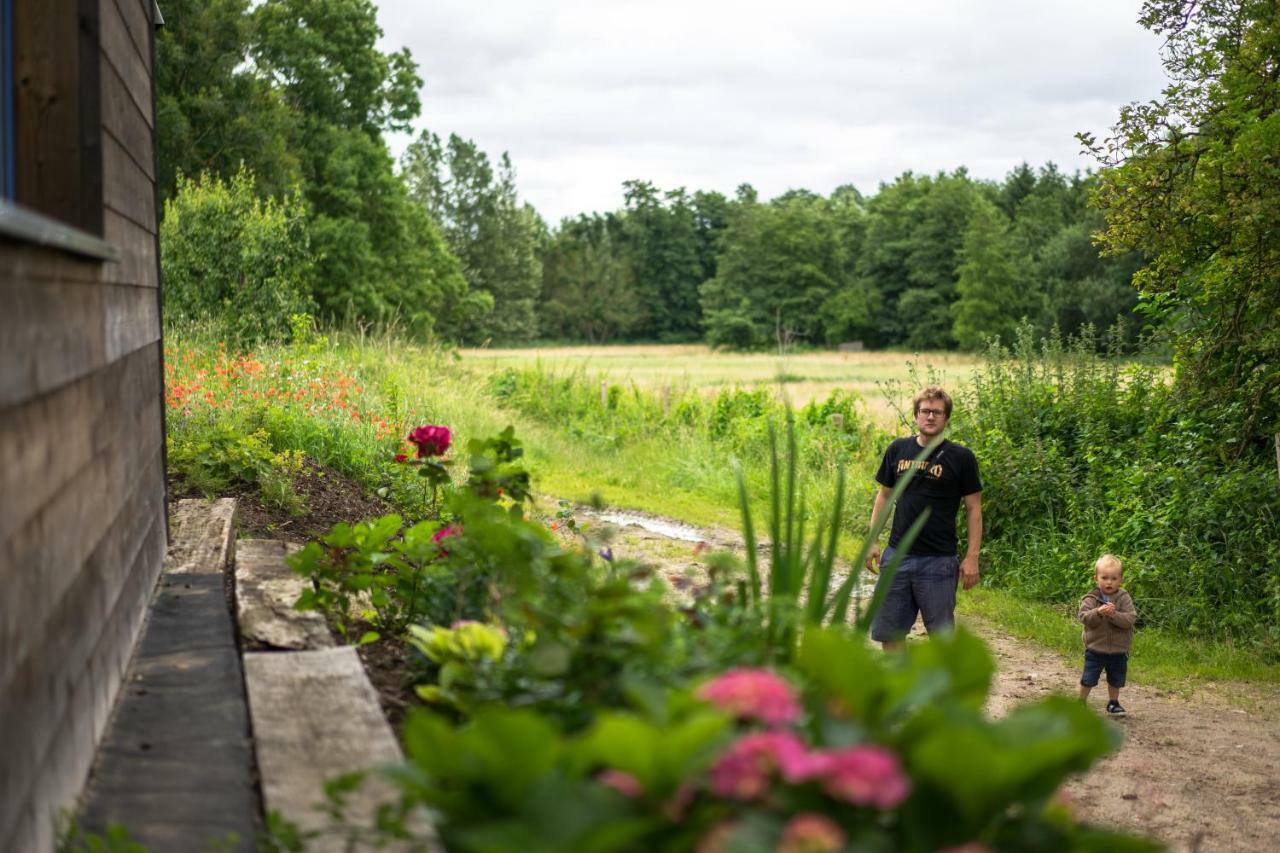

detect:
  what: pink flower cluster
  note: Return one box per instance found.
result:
[697,668,802,727]
[708,731,910,810]
[408,424,451,458]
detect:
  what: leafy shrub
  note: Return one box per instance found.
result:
[168,420,305,515]
[162,168,315,346]
[357,631,1154,852]
[958,325,1280,645]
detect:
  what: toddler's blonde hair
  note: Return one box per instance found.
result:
[1094,554,1123,576]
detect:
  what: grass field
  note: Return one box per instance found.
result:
[459,344,983,427]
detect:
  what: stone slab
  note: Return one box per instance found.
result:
[244,647,430,851]
[164,498,235,575]
[235,539,334,650]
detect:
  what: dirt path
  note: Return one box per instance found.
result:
[570,505,1280,853]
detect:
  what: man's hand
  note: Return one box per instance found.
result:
[959,554,980,590]
[865,542,882,573]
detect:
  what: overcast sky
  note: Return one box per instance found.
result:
[375,1,1168,224]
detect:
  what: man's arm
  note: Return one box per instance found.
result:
[959,491,982,590]
[865,485,893,570]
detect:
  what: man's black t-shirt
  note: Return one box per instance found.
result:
[874,437,982,556]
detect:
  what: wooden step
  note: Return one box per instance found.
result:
[243,647,435,850]
[78,498,256,850]
[164,497,236,575]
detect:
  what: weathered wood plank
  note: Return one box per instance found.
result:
[1,389,162,686]
[165,498,237,575]
[98,0,152,126]
[244,648,425,851]
[236,540,334,650]
[102,206,158,290]
[0,453,165,852]
[102,131,155,233]
[79,568,256,850]
[0,276,159,406]
[0,238,104,285]
[0,344,159,548]
[101,53,154,181]
[103,0,153,77]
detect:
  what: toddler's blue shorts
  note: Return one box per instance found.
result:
[1080,648,1128,688]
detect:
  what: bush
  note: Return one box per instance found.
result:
[957,325,1280,645]
[162,168,315,346]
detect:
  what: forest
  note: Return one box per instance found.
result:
[157,0,1145,354]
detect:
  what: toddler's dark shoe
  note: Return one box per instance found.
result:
[1105,700,1127,717]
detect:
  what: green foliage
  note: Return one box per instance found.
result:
[155,0,299,206]
[158,0,485,341]
[161,169,315,346]
[620,181,709,341]
[700,191,852,350]
[539,214,640,342]
[57,819,147,853]
[401,132,542,343]
[1084,0,1280,443]
[959,325,1280,645]
[168,420,306,515]
[365,630,1152,852]
[299,125,477,338]
[486,364,882,481]
[952,197,1046,349]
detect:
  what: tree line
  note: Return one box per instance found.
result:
[155,0,1142,352]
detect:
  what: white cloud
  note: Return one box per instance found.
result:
[377,0,1167,222]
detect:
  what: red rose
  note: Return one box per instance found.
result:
[407,424,452,458]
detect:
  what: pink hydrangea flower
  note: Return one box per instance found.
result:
[597,769,644,798]
[778,813,846,853]
[697,668,802,726]
[709,731,812,800]
[408,424,451,458]
[816,745,910,809]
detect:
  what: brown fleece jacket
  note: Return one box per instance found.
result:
[1078,587,1137,654]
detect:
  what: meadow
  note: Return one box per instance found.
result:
[459,344,982,428]
[164,326,1279,683]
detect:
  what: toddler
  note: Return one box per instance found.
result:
[1077,554,1137,716]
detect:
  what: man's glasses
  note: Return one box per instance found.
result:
[917,408,946,418]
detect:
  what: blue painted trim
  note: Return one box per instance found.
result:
[1,0,13,199]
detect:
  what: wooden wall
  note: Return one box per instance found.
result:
[0,1,166,849]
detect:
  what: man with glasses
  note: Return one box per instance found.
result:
[866,386,983,651]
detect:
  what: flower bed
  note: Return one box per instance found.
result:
[280,422,1158,852]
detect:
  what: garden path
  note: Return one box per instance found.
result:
[571,505,1280,853]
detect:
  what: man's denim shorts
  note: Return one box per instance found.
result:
[869,546,960,642]
[1080,648,1128,688]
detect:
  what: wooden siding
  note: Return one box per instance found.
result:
[0,0,165,850]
